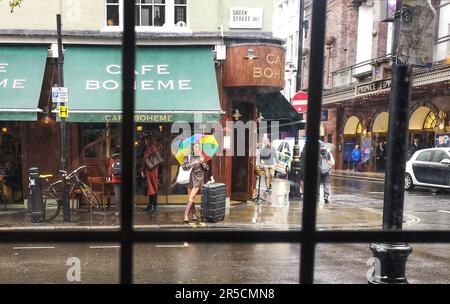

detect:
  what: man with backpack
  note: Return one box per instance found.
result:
[319,142,335,204]
[109,146,122,216]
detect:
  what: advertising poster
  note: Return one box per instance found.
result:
[435,133,450,148]
[361,137,372,162]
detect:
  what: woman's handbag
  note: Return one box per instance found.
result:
[145,152,165,170]
[176,166,192,185]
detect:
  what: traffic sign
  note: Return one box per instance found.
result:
[59,105,69,118]
[292,91,308,114]
[52,87,69,103]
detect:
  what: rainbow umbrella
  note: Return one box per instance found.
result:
[175,134,219,164]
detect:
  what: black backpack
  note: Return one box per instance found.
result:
[112,158,121,177]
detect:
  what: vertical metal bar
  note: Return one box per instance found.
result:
[300,0,327,284]
[120,0,136,284]
[289,0,306,201]
[57,14,69,222]
[296,0,305,93]
[382,64,411,230]
[392,0,403,64]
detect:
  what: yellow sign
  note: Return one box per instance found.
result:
[59,105,69,118]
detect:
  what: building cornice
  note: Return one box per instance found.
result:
[0,29,284,46]
[323,63,450,105]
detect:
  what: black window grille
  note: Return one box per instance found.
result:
[1,0,450,285]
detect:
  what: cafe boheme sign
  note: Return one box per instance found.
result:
[63,46,221,122]
[104,114,174,123]
[355,78,392,98]
[223,45,285,91]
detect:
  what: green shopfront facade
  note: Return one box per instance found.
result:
[0,45,48,205]
[61,45,222,205]
[1,41,287,206]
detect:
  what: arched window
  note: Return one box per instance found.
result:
[423,111,436,129]
[356,122,362,134]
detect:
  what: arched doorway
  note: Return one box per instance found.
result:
[343,116,362,170]
[372,112,389,172]
[409,106,436,148]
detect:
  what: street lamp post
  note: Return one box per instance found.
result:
[369,0,412,284]
[57,14,70,222]
[289,0,305,200]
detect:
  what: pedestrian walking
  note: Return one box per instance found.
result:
[182,143,209,223]
[299,147,305,199]
[259,138,277,192]
[109,146,121,216]
[375,141,386,172]
[142,134,162,212]
[319,143,335,204]
[351,145,362,172]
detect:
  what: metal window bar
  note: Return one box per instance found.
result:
[0,0,450,285]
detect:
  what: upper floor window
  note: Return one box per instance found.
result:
[106,0,120,26]
[174,0,187,25]
[135,0,166,27]
[105,0,188,29]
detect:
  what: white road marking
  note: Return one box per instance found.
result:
[13,246,55,250]
[155,242,189,248]
[89,245,121,249]
[437,210,450,214]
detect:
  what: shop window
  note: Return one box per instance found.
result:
[423,111,437,129]
[81,124,120,159]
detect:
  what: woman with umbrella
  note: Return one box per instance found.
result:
[182,142,209,223]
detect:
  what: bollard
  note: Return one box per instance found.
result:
[29,167,45,223]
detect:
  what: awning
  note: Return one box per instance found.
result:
[0,45,47,121]
[63,46,222,123]
[256,92,305,131]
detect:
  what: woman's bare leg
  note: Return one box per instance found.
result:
[189,187,200,220]
[184,186,194,222]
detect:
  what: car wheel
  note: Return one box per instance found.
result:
[405,174,414,190]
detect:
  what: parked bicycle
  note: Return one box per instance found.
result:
[40,165,101,222]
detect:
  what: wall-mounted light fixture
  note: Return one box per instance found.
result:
[232,109,242,121]
[244,48,258,60]
[256,111,264,123]
[285,63,297,75]
[39,113,56,126]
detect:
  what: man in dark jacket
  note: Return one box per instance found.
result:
[408,137,422,159]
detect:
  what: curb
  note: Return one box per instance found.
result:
[331,173,384,182]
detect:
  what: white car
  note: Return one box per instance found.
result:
[405,148,450,190]
[272,138,306,177]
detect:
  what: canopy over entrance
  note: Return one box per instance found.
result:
[63,46,222,123]
[0,45,47,121]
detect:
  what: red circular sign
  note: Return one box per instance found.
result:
[292,91,308,113]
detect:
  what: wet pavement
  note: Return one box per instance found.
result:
[0,177,449,230]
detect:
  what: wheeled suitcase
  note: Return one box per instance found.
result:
[201,183,226,223]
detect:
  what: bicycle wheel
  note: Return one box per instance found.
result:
[79,181,101,209]
[45,199,62,222]
[41,188,62,222]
